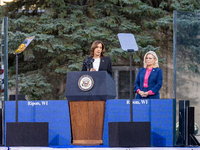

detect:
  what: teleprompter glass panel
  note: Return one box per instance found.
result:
[174,10,200,140]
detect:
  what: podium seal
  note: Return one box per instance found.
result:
[78,75,94,91]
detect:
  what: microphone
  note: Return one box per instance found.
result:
[83,58,94,71]
[83,58,89,71]
[83,58,88,65]
[90,58,94,64]
[89,58,94,71]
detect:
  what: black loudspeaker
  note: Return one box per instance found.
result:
[185,107,200,146]
[177,100,190,145]
[6,122,49,146]
[109,122,151,147]
[186,106,194,145]
[9,94,26,101]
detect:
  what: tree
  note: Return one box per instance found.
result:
[1,0,199,100]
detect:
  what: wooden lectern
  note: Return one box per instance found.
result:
[65,71,116,145]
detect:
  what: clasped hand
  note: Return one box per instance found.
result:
[138,91,149,97]
[90,68,96,71]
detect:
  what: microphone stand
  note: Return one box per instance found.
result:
[83,58,89,71]
[89,59,94,71]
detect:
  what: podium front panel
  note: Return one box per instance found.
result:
[65,71,116,100]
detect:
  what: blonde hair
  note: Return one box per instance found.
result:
[143,51,159,68]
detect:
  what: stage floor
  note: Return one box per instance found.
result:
[0,147,199,150]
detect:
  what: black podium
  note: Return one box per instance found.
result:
[65,71,116,145]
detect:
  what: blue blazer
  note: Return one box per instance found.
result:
[82,56,112,76]
[134,67,163,99]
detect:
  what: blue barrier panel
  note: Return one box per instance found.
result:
[103,99,175,147]
[5,100,71,146]
[151,99,175,146]
[5,99,175,147]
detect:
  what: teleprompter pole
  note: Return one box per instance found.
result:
[128,49,134,122]
[117,33,138,122]
[13,36,35,123]
[15,53,18,122]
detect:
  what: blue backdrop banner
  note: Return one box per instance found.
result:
[4,99,175,147]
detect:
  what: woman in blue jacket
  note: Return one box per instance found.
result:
[134,51,163,99]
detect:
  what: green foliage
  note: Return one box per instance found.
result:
[171,0,200,12]
[175,11,200,73]
[1,0,200,100]
[8,71,52,100]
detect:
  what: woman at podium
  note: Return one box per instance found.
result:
[82,40,112,76]
[134,51,163,99]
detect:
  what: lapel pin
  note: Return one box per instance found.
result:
[102,60,104,62]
